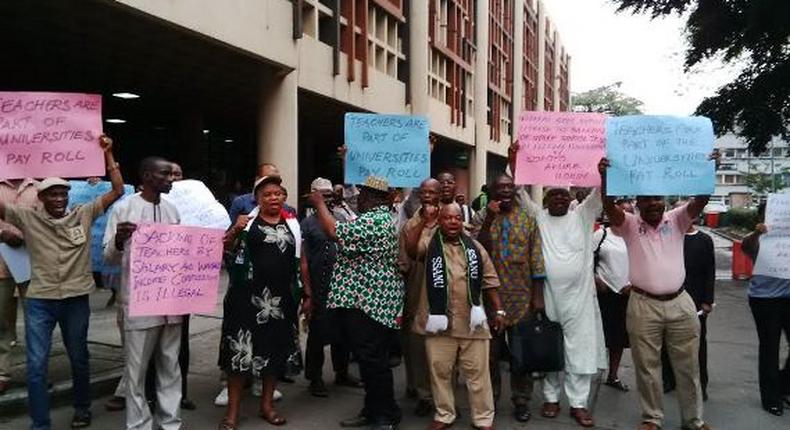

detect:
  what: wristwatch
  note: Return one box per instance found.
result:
[495,310,507,317]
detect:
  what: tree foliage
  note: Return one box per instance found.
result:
[611,0,790,154]
[572,82,644,116]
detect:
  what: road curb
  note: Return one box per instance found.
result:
[0,368,122,418]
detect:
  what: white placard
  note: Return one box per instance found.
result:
[753,193,790,279]
[163,180,231,230]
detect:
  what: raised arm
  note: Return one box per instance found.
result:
[308,191,338,240]
[741,223,766,262]
[98,135,125,211]
[599,157,625,227]
[685,150,720,221]
[404,205,438,260]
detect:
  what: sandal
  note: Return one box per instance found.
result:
[604,378,630,392]
[218,417,237,430]
[570,407,595,428]
[260,409,287,426]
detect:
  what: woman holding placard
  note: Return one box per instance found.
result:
[217,174,310,430]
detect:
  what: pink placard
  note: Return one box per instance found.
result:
[129,224,224,317]
[0,92,105,179]
[515,111,607,187]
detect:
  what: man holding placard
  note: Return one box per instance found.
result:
[0,134,124,430]
[600,147,718,430]
[0,177,39,395]
[103,156,183,430]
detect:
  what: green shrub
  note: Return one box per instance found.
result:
[720,208,759,230]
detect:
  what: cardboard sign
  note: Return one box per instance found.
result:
[0,92,104,179]
[515,111,606,186]
[68,180,135,273]
[605,115,715,196]
[344,113,430,187]
[163,180,231,230]
[753,193,790,279]
[129,224,223,316]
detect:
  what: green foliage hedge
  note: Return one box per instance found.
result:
[720,208,760,231]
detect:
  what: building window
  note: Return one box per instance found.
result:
[544,19,555,112]
[487,0,514,141]
[522,1,538,111]
[429,0,475,127]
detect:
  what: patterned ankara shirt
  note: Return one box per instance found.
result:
[328,205,404,329]
[474,203,546,326]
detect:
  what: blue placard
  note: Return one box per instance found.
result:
[68,181,135,273]
[605,115,715,196]
[344,113,430,187]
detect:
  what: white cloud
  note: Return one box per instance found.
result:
[544,0,741,115]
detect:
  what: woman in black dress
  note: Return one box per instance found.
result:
[218,175,311,430]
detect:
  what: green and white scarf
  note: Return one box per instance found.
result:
[425,230,486,333]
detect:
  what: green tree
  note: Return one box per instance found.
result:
[611,0,790,154]
[741,165,789,194]
[572,82,644,116]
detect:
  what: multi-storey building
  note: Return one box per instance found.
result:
[714,134,790,208]
[2,0,571,206]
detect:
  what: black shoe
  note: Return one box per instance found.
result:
[180,398,197,410]
[369,424,397,430]
[388,355,402,368]
[514,404,532,423]
[414,399,433,417]
[340,415,371,427]
[310,379,330,398]
[71,411,92,429]
[765,406,783,416]
[279,375,296,384]
[336,373,364,388]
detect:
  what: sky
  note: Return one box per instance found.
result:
[545,0,742,115]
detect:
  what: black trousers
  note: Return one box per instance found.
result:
[305,320,350,381]
[749,297,790,410]
[662,314,708,392]
[336,309,400,424]
[180,315,190,396]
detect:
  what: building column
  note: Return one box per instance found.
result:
[257,70,299,207]
[409,0,429,116]
[553,35,562,112]
[512,0,525,125]
[471,0,490,195]
[532,0,547,202]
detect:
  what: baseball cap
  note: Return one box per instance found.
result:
[252,175,283,194]
[310,177,333,193]
[37,177,71,193]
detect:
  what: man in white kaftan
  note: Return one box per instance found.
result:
[519,186,607,427]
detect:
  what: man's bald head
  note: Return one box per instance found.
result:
[419,178,441,206]
[256,163,280,179]
[439,202,463,240]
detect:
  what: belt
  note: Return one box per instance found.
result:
[631,286,684,302]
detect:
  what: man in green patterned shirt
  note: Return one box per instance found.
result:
[309,175,404,430]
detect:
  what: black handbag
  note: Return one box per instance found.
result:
[509,311,565,372]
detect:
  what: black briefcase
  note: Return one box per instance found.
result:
[509,312,565,372]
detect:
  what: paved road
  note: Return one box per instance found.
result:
[2,230,789,429]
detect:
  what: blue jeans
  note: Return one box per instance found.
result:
[25,295,91,430]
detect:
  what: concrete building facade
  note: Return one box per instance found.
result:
[713,134,790,208]
[3,0,571,207]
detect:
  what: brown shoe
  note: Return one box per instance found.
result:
[570,408,594,427]
[541,402,560,418]
[637,422,661,430]
[427,420,452,430]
